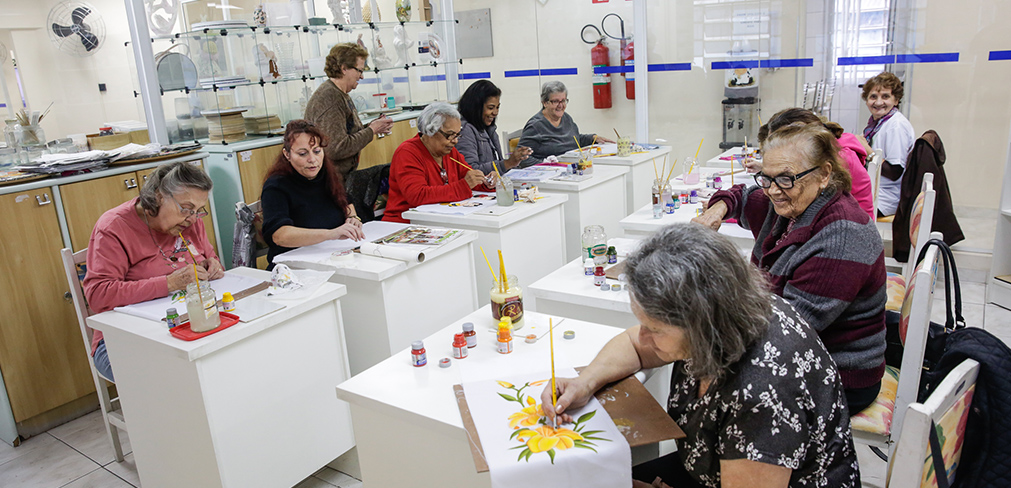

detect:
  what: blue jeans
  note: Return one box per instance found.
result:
[93,340,115,382]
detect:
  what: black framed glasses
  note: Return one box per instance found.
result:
[753,166,820,190]
[438,129,461,141]
[347,65,366,77]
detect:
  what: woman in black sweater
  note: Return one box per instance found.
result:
[261,120,365,267]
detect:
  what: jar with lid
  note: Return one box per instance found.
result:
[581,225,607,264]
[185,282,221,332]
[491,275,524,330]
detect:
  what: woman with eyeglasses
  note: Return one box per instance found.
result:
[261,120,365,268]
[517,81,614,165]
[83,161,223,381]
[692,123,886,414]
[383,102,492,223]
[305,42,395,183]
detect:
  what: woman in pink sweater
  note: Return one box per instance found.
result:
[83,162,223,381]
[753,108,874,218]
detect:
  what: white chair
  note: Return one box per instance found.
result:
[884,173,936,312]
[60,248,127,462]
[852,231,945,460]
[867,150,882,220]
[502,128,523,158]
[887,358,980,487]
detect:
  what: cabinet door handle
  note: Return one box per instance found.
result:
[125,178,138,189]
[64,292,72,302]
[35,193,52,206]
[142,175,149,183]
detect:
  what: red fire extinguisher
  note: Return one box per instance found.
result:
[590,39,612,109]
[622,37,634,100]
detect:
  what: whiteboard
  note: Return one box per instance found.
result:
[456,8,493,59]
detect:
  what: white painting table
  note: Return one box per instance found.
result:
[88,268,353,488]
[559,146,672,215]
[280,230,480,375]
[705,146,751,169]
[336,307,635,487]
[619,202,756,251]
[531,165,629,261]
[403,194,568,306]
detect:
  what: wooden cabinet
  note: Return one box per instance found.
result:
[61,174,142,252]
[359,118,416,170]
[237,145,282,204]
[0,190,95,422]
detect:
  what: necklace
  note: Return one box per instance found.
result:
[775,218,798,246]
[142,212,184,269]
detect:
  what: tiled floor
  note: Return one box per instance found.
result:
[0,410,362,488]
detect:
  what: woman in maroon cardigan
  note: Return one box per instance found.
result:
[693,123,886,414]
[383,102,492,223]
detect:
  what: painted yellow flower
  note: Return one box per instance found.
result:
[526,396,537,406]
[529,379,549,387]
[508,404,544,429]
[515,426,584,453]
[497,381,514,388]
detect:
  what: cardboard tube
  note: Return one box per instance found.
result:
[359,242,425,263]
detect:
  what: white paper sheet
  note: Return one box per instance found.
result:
[412,192,499,215]
[273,221,411,264]
[463,368,631,488]
[504,167,565,182]
[114,273,267,322]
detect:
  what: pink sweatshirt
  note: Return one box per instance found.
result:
[837,132,874,218]
[83,198,217,354]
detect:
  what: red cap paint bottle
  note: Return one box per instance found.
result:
[452,333,469,359]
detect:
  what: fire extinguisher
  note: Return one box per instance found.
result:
[622,36,634,100]
[582,25,611,109]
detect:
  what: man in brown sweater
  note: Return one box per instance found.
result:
[304,42,393,182]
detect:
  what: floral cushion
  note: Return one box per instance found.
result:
[886,272,906,312]
[877,214,895,223]
[909,191,926,247]
[920,384,976,487]
[851,365,900,435]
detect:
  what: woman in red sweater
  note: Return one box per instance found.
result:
[383,102,492,223]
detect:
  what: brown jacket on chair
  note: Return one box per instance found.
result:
[892,130,964,262]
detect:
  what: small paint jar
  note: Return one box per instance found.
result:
[705,174,714,188]
[594,266,606,287]
[411,341,427,367]
[690,190,699,204]
[221,292,235,312]
[452,333,469,359]
[462,322,477,348]
[497,319,514,354]
[680,192,689,204]
[673,195,681,209]
[652,203,663,219]
[713,176,723,189]
[165,308,179,329]
[584,258,594,276]
[606,246,617,264]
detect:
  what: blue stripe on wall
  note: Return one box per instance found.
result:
[760,58,814,68]
[393,77,409,83]
[504,68,578,77]
[838,55,895,65]
[594,65,632,74]
[459,72,492,80]
[711,60,760,70]
[990,50,1011,61]
[359,78,380,84]
[504,69,540,78]
[895,52,959,63]
[420,74,446,82]
[648,63,692,72]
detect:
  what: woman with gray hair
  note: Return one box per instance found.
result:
[541,224,860,488]
[83,161,223,381]
[383,102,492,223]
[517,80,614,165]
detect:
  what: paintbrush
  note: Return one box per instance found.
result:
[498,250,507,293]
[549,317,558,428]
[479,246,497,283]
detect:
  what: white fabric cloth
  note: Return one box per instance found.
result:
[871,110,915,216]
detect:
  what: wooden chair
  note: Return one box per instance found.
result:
[851,231,944,460]
[59,248,128,462]
[886,358,980,487]
[885,173,936,312]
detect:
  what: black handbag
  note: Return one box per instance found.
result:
[916,239,966,375]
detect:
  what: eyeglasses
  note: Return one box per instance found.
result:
[347,66,366,77]
[168,194,209,219]
[753,166,820,190]
[438,129,461,141]
[547,98,569,106]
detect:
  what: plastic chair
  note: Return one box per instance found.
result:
[60,248,127,462]
[884,173,936,312]
[852,231,944,460]
[886,358,980,487]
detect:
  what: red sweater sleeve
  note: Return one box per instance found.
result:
[83,222,170,314]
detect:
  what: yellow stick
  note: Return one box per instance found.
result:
[665,158,679,184]
[613,128,621,140]
[659,154,667,184]
[651,157,659,182]
[492,161,501,177]
[179,232,202,297]
[549,317,558,428]
[449,157,471,171]
[573,136,583,155]
[695,138,704,160]
[479,246,497,283]
[758,113,763,127]
[498,250,507,293]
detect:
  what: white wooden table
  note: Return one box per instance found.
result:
[705,146,754,169]
[403,194,568,306]
[527,165,629,261]
[87,268,353,488]
[280,230,480,375]
[619,202,756,251]
[336,307,632,487]
[559,146,672,215]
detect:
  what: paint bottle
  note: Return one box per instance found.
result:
[680,192,689,204]
[594,266,606,287]
[497,317,514,354]
[584,258,594,276]
[606,246,618,264]
[462,322,477,348]
[713,176,723,190]
[690,190,699,204]
[705,174,714,188]
[652,203,663,219]
[651,179,662,206]
[452,333,469,359]
[221,292,235,312]
[661,182,673,213]
[411,340,427,367]
[165,308,179,329]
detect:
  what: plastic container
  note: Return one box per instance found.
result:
[496,175,514,207]
[490,275,523,330]
[581,225,607,264]
[185,282,220,333]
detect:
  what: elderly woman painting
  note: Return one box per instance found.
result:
[456,79,533,174]
[383,102,492,223]
[517,81,613,165]
[542,224,860,488]
[693,123,886,414]
[83,162,224,380]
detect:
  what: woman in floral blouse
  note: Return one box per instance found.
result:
[541,224,859,488]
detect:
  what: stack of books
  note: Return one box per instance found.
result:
[244,114,283,135]
[201,108,248,143]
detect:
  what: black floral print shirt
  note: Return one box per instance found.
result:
[667,296,860,487]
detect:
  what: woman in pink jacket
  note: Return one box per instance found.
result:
[752,108,874,218]
[83,162,223,381]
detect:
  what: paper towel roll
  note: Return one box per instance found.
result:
[359,242,426,263]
